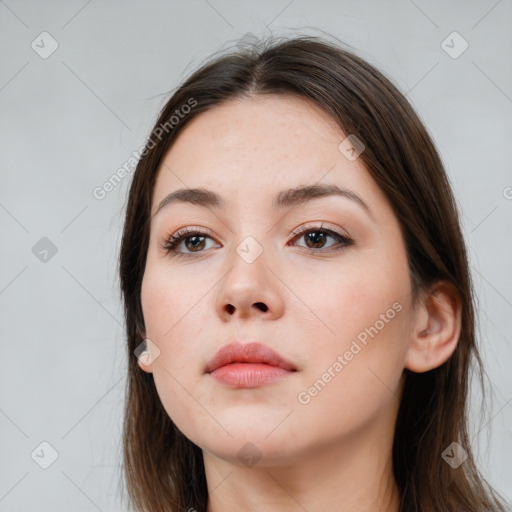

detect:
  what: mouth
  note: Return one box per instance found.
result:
[205,341,297,388]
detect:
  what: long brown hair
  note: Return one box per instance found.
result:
[118,34,509,512]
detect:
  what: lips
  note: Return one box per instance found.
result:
[205,341,297,374]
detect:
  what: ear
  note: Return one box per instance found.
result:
[136,333,154,374]
[404,280,462,373]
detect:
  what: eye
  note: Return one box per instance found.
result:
[159,227,219,258]
[160,223,353,259]
[288,223,353,254]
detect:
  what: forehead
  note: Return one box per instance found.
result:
[152,95,382,212]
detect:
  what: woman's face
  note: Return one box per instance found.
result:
[140,95,416,466]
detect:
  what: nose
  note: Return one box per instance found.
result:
[215,244,285,322]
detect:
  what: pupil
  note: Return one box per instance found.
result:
[186,236,205,251]
[306,231,325,248]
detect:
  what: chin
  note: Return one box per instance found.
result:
[200,437,300,469]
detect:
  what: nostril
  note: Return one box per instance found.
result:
[255,302,268,312]
[224,302,268,314]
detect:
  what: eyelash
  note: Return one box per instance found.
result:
[159,223,353,259]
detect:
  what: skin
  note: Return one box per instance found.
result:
[139,95,461,512]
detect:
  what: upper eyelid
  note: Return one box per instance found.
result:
[171,223,345,237]
[290,222,348,237]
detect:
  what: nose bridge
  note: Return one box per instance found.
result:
[215,229,284,320]
[225,232,269,298]
[225,207,272,269]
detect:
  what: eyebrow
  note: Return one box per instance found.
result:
[153,183,374,220]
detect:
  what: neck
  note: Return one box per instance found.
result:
[204,422,401,512]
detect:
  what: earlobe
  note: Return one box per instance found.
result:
[404,281,462,373]
[137,354,154,373]
[136,331,155,374]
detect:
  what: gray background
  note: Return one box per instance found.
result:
[1,1,511,510]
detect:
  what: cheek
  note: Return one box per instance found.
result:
[140,261,209,380]
[141,258,208,340]
[294,252,411,403]
[296,255,409,347]
[292,292,410,442]
[140,264,212,431]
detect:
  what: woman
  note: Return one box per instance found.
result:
[118,34,509,512]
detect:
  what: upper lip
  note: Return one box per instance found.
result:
[205,341,297,373]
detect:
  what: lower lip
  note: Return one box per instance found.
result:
[209,363,295,388]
